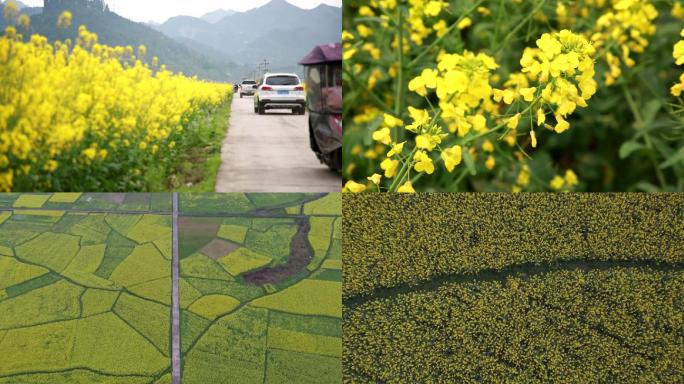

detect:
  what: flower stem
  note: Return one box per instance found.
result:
[388,147,416,192]
[621,82,667,189]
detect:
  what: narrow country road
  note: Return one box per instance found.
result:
[171,193,181,384]
[216,96,341,192]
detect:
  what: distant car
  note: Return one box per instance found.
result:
[239,80,257,98]
[253,73,306,115]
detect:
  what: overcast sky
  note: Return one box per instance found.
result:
[20,0,341,23]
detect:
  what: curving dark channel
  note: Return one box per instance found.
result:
[344,259,684,310]
[242,217,314,286]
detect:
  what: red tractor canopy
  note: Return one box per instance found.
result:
[299,43,342,114]
[299,43,342,171]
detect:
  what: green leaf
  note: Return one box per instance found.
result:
[659,149,684,169]
[462,150,477,176]
[618,141,645,159]
[641,99,661,126]
[631,181,660,192]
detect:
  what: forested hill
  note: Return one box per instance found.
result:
[157,0,342,74]
[4,0,238,81]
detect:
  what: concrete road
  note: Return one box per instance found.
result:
[216,96,341,192]
[171,193,181,384]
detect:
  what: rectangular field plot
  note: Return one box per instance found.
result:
[0,194,172,384]
[179,193,342,384]
[179,192,340,216]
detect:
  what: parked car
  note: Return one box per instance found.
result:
[299,43,342,171]
[239,80,257,98]
[253,73,306,115]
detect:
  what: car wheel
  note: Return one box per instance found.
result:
[291,108,297,115]
[240,93,243,98]
[299,107,306,115]
[258,103,265,115]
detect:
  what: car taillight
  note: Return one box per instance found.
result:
[261,86,273,91]
[294,86,304,91]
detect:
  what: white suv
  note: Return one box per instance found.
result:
[239,80,257,98]
[254,73,306,115]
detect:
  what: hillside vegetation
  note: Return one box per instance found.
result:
[156,0,342,74]
[33,1,236,81]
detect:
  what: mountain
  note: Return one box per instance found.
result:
[201,9,236,24]
[1,0,42,29]
[158,0,341,75]
[26,0,237,81]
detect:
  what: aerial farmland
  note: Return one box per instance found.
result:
[343,194,684,383]
[0,193,341,384]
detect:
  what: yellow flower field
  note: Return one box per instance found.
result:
[1,7,233,191]
[343,0,684,192]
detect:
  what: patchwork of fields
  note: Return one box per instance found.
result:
[343,194,684,383]
[178,193,342,384]
[0,193,341,384]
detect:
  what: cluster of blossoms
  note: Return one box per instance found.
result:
[550,169,579,191]
[343,0,684,193]
[343,0,451,62]
[411,51,499,137]
[344,29,596,193]
[405,0,449,45]
[589,0,658,85]
[520,30,597,135]
[672,28,684,97]
[0,12,232,191]
[343,107,455,193]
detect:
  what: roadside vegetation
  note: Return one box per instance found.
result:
[0,4,233,192]
[173,97,233,192]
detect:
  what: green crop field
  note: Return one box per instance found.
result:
[343,194,684,383]
[179,193,342,384]
[0,193,341,384]
[0,193,172,384]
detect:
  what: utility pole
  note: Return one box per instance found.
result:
[259,59,270,76]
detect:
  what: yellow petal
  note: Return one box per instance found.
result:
[397,181,416,193]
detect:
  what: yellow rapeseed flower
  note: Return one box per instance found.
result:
[367,173,382,185]
[57,11,72,28]
[397,181,416,193]
[343,180,367,193]
[441,145,462,172]
[413,150,435,174]
[381,158,399,178]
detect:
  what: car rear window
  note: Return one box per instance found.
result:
[242,81,256,84]
[266,76,299,86]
